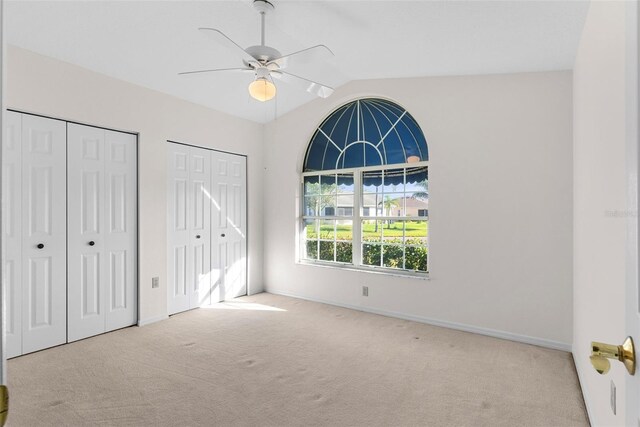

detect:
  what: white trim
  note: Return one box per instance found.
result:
[302,215,428,222]
[572,352,594,425]
[267,289,571,352]
[302,160,428,176]
[137,314,169,327]
[297,259,429,280]
[353,171,363,266]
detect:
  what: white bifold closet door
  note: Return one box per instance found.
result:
[167,143,211,314]
[2,112,68,356]
[4,111,23,358]
[67,123,137,342]
[210,151,247,301]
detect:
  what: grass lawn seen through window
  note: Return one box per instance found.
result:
[306,221,428,240]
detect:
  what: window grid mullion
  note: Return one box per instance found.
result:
[315,219,320,261]
[301,160,429,177]
[380,169,385,268]
[403,168,407,269]
[353,171,362,267]
[333,218,337,262]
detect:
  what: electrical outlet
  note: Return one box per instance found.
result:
[362,286,368,297]
[610,380,616,415]
[152,277,159,289]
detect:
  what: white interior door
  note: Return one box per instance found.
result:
[68,124,137,342]
[67,124,105,342]
[627,2,640,424]
[189,148,211,307]
[21,114,67,354]
[167,143,211,314]
[3,111,22,358]
[629,232,640,427]
[211,151,247,301]
[167,143,191,314]
[104,130,137,331]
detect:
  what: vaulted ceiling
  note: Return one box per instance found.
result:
[6,0,589,123]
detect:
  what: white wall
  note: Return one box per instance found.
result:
[573,2,630,425]
[6,46,264,324]
[263,71,574,349]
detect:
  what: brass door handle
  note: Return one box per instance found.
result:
[590,336,636,375]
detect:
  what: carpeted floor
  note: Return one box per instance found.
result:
[7,293,588,426]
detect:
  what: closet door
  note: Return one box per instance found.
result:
[104,130,137,331]
[3,111,23,358]
[167,143,211,314]
[67,124,106,342]
[21,114,67,354]
[167,143,191,314]
[189,149,211,307]
[68,124,137,342]
[211,151,247,301]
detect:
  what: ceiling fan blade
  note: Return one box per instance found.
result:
[273,71,334,98]
[178,67,253,76]
[198,27,256,62]
[270,45,334,69]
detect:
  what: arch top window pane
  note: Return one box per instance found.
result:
[303,98,428,172]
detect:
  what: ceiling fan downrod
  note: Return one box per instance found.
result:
[253,0,274,47]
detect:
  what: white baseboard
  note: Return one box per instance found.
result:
[137,314,169,327]
[572,352,594,425]
[267,289,572,352]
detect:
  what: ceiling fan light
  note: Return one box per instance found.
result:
[248,77,276,102]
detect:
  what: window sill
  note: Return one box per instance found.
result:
[296,260,430,280]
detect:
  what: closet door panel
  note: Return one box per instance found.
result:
[4,111,23,357]
[189,149,211,308]
[21,114,67,354]
[104,130,137,331]
[67,124,106,342]
[225,156,247,299]
[167,144,192,314]
[211,151,247,301]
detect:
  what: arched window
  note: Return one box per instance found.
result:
[301,98,429,273]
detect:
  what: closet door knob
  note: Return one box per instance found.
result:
[221,233,226,237]
[196,235,201,239]
[37,243,44,249]
[89,241,95,246]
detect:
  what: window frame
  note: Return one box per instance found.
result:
[300,160,429,277]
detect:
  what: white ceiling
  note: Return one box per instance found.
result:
[6,0,589,124]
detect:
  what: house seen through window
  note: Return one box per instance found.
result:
[301,98,429,273]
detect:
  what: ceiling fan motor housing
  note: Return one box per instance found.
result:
[245,45,282,64]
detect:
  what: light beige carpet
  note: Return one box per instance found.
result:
[7,293,588,426]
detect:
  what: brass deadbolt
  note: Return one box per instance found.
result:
[590,336,636,376]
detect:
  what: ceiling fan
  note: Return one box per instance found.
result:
[180,0,335,102]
